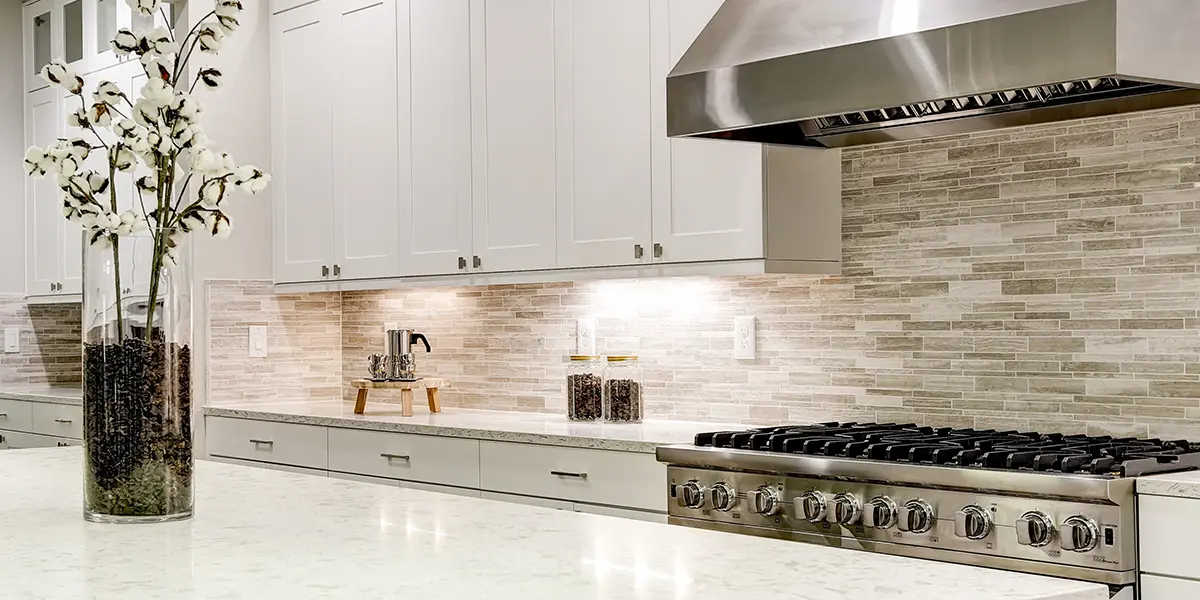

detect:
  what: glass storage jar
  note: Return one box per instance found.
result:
[566,356,604,421]
[603,356,643,423]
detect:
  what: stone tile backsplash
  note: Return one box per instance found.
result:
[214,104,1200,438]
[0,296,81,387]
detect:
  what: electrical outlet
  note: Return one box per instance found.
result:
[576,318,597,356]
[4,328,18,354]
[249,326,268,358]
[734,316,755,360]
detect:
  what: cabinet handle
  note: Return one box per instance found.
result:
[54,419,72,424]
[57,442,69,447]
[472,255,481,269]
[321,265,330,278]
[249,439,274,446]
[653,243,663,259]
[380,453,411,462]
[633,244,643,259]
[0,413,7,418]
[333,264,341,277]
[457,256,467,270]
[550,470,588,480]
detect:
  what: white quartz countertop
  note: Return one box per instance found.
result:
[0,385,82,405]
[204,401,742,453]
[1137,469,1200,498]
[0,449,1105,600]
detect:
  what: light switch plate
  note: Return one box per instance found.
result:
[249,326,267,358]
[734,316,755,360]
[577,318,597,356]
[4,328,18,354]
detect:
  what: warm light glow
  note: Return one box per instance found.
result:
[589,278,720,320]
[888,0,920,35]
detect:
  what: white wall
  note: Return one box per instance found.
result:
[0,0,28,294]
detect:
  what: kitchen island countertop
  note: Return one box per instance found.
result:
[0,448,1106,600]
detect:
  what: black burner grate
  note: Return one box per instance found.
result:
[695,422,1200,477]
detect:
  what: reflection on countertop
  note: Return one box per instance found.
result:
[0,385,82,406]
[204,401,746,453]
[0,449,1107,600]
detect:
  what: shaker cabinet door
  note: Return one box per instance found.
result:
[330,0,402,280]
[468,0,558,273]
[24,0,55,92]
[59,89,84,296]
[271,1,337,284]
[26,86,62,297]
[400,0,474,277]
[553,0,653,269]
[650,0,765,264]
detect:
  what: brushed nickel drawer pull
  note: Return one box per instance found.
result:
[0,413,7,418]
[54,419,72,424]
[249,439,274,446]
[380,453,411,461]
[551,470,588,479]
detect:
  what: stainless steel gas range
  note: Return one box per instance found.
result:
[657,422,1200,597]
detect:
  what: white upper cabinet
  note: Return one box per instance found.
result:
[56,0,88,74]
[468,0,557,273]
[649,0,768,264]
[401,0,474,277]
[24,0,54,92]
[330,0,401,280]
[26,87,61,297]
[271,1,337,283]
[553,0,653,269]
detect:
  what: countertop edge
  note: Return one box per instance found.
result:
[202,405,670,453]
[1136,474,1200,499]
[0,390,83,406]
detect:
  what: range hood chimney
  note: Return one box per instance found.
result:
[667,0,1200,148]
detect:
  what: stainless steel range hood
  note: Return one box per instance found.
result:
[667,0,1200,148]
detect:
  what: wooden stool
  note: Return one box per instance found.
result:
[350,379,446,417]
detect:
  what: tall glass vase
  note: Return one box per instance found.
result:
[82,231,193,523]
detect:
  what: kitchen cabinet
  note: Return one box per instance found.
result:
[0,397,83,449]
[1141,574,1200,599]
[56,0,88,74]
[326,426,481,489]
[24,86,84,300]
[23,0,54,91]
[206,416,330,469]
[553,0,653,269]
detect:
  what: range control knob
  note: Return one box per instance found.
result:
[709,482,737,512]
[898,499,935,534]
[1060,516,1099,552]
[1016,511,1056,547]
[863,496,898,529]
[794,491,828,523]
[677,481,706,509]
[954,505,993,540]
[831,492,862,525]
[746,486,781,516]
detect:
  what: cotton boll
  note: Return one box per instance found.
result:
[87,103,113,128]
[141,53,173,82]
[111,29,139,56]
[133,99,159,128]
[147,27,177,56]
[141,78,174,107]
[135,175,158,195]
[23,147,48,177]
[58,156,79,177]
[126,0,160,17]
[112,147,137,172]
[88,172,109,194]
[66,107,88,129]
[201,180,225,207]
[94,81,123,105]
[67,139,91,160]
[40,61,84,94]
[197,22,226,54]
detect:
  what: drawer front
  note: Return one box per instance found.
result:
[206,416,328,469]
[480,491,574,512]
[327,427,480,489]
[0,399,34,433]
[1139,495,1200,579]
[1140,574,1200,599]
[479,441,666,511]
[31,403,83,439]
[0,430,80,449]
[210,456,329,478]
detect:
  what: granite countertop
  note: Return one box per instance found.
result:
[0,385,82,406]
[0,449,1106,600]
[1137,470,1200,499]
[204,401,742,453]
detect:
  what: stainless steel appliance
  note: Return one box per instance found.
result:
[384,328,431,381]
[667,0,1200,147]
[657,423,1200,596]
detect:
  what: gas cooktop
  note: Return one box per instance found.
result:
[694,422,1200,477]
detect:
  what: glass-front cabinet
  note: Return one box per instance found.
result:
[23,0,54,91]
[90,0,122,71]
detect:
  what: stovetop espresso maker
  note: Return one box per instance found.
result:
[384,328,431,381]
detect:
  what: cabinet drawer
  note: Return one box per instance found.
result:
[1139,495,1200,579]
[0,429,80,449]
[327,427,480,489]
[479,441,665,511]
[1140,574,1200,599]
[206,417,328,469]
[480,491,574,512]
[31,403,83,439]
[0,399,34,433]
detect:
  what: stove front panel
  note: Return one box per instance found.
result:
[667,466,1136,586]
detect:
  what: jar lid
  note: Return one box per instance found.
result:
[607,355,638,361]
[569,355,602,361]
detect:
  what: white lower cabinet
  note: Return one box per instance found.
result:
[31,403,83,439]
[326,427,480,488]
[0,398,84,448]
[0,430,81,449]
[1140,574,1200,599]
[480,491,574,512]
[1138,494,1200,594]
[211,456,330,478]
[206,416,329,469]
[573,502,667,524]
[0,399,35,433]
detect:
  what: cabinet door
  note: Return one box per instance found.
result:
[56,0,89,74]
[88,0,131,73]
[330,0,401,280]
[650,0,764,264]
[26,87,62,297]
[59,88,84,295]
[469,0,557,273]
[553,0,653,269]
[400,0,474,276]
[271,1,337,284]
[24,0,54,92]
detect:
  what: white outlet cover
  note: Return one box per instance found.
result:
[577,318,597,356]
[734,316,755,360]
[3,328,18,354]
[249,326,268,358]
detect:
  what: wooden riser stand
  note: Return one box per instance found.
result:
[351,379,445,417]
